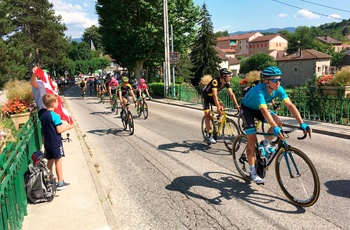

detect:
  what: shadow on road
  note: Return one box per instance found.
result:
[166,171,305,213]
[158,140,230,155]
[324,180,350,199]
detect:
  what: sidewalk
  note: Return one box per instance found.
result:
[151,97,350,139]
[20,96,349,230]
[21,98,118,230]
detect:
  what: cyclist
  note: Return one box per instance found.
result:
[118,76,136,113]
[201,68,240,144]
[108,77,119,110]
[97,79,107,102]
[79,78,86,97]
[241,66,312,184]
[135,78,151,113]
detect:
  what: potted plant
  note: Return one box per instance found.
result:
[1,79,35,130]
[316,67,350,98]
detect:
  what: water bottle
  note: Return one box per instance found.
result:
[258,142,268,158]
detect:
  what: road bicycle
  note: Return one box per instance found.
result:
[136,93,149,119]
[232,128,320,207]
[111,94,119,115]
[99,90,106,104]
[201,104,240,151]
[120,103,134,135]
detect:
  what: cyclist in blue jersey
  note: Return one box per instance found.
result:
[241,66,312,184]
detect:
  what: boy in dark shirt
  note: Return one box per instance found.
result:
[40,94,74,190]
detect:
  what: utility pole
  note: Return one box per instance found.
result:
[163,0,170,98]
[170,24,175,99]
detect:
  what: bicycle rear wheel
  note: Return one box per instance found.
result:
[232,134,252,180]
[222,118,240,151]
[237,115,245,134]
[121,110,127,130]
[142,101,148,119]
[127,111,134,135]
[275,147,320,207]
[201,116,215,141]
[115,100,119,115]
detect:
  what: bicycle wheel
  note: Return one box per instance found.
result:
[232,134,252,180]
[121,110,127,130]
[115,100,119,115]
[222,118,240,151]
[201,116,215,141]
[237,115,245,134]
[142,101,148,119]
[101,94,105,104]
[275,147,320,207]
[127,111,134,135]
[137,102,142,117]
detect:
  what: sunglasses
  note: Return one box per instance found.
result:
[270,78,282,83]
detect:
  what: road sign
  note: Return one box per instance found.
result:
[169,52,179,64]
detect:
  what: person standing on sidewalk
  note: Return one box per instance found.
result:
[31,66,47,117]
[40,94,74,190]
[201,68,240,144]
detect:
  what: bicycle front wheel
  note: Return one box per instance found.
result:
[121,110,127,130]
[127,111,134,135]
[142,101,148,119]
[222,118,240,152]
[232,134,251,180]
[201,116,215,141]
[275,147,320,207]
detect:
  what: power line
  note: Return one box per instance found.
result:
[272,0,343,20]
[300,0,350,14]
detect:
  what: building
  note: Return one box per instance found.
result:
[249,34,288,54]
[316,36,343,52]
[216,32,263,54]
[277,49,331,87]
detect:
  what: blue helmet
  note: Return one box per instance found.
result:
[261,66,282,78]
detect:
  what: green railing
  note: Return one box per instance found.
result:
[0,113,42,230]
[178,84,350,125]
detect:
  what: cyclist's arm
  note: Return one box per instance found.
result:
[227,88,240,110]
[284,100,304,125]
[129,87,136,102]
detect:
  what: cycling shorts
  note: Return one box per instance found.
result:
[240,104,276,135]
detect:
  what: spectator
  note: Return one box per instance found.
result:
[40,94,74,190]
[31,66,47,118]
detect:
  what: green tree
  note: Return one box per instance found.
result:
[82,25,103,51]
[214,30,229,38]
[189,3,220,85]
[239,53,276,74]
[0,0,68,84]
[96,0,199,79]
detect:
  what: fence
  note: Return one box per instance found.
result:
[0,113,42,230]
[177,84,349,125]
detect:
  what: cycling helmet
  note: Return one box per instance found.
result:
[219,68,232,77]
[139,78,145,83]
[260,66,282,78]
[122,76,129,82]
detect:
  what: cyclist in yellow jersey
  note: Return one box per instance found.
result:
[118,76,136,110]
[201,68,240,144]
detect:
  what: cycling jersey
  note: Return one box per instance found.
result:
[201,78,230,110]
[202,78,231,97]
[242,83,289,110]
[118,83,133,97]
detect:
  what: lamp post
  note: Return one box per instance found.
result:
[163,0,170,98]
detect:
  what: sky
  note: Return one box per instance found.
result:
[49,0,350,38]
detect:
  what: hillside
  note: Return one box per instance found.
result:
[231,27,296,35]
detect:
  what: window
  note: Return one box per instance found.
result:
[265,43,267,47]
[293,66,298,72]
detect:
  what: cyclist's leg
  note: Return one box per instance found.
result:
[264,111,281,141]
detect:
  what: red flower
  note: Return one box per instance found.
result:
[240,78,248,85]
[1,98,29,117]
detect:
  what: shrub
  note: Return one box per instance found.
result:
[4,79,33,103]
[333,66,350,86]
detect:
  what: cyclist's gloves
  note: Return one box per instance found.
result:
[273,126,282,137]
[300,123,312,132]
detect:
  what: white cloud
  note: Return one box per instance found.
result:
[295,9,320,19]
[214,25,232,32]
[328,14,341,19]
[278,13,288,18]
[49,0,98,38]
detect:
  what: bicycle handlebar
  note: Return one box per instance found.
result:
[297,127,311,140]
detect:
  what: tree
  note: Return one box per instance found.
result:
[189,3,221,85]
[214,30,229,38]
[96,0,199,79]
[239,53,276,74]
[0,0,68,83]
[82,25,103,51]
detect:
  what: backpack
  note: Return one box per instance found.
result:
[242,80,260,97]
[24,151,57,204]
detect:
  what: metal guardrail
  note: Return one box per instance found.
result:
[177,84,349,125]
[0,113,42,230]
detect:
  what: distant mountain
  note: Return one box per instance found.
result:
[230,27,296,35]
[71,37,82,43]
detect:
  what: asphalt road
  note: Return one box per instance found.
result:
[63,84,349,230]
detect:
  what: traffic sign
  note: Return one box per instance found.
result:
[170,52,179,64]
